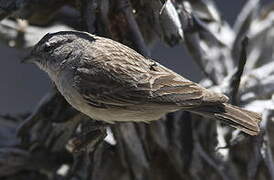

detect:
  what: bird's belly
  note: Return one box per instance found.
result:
[83,106,167,123]
[65,95,167,122]
[54,73,168,123]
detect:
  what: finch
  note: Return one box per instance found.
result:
[23,31,261,135]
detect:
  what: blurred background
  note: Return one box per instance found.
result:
[0,0,271,114]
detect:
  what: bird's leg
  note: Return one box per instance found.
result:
[63,152,85,180]
[63,120,107,180]
[67,120,107,153]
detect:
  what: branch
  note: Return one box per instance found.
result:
[229,37,248,105]
[16,89,78,145]
[116,0,150,57]
[0,19,74,48]
[232,0,259,61]
[81,0,98,33]
[195,139,230,180]
[112,123,149,180]
[159,0,184,46]
[240,61,274,103]
[0,0,69,25]
[261,108,274,180]
[247,134,263,180]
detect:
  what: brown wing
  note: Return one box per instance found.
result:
[73,35,228,108]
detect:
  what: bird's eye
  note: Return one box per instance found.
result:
[43,43,52,52]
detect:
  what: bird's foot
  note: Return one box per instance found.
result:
[67,120,107,153]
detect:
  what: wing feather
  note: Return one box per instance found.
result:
[73,36,227,108]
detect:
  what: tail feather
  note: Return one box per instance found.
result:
[190,103,261,136]
[227,105,261,123]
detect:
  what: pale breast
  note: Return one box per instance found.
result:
[50,69,170,123]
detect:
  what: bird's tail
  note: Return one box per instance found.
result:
[190,103,261,136]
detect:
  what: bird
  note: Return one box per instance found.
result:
[23,31,261,136]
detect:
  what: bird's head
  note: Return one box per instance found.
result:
[22,31,96,72]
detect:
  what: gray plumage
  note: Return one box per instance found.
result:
[25,31,261,135]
